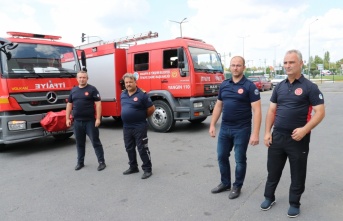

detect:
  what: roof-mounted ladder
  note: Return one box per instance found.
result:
[111,31,158,46]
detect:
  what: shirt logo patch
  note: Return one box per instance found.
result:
[85,92,89,96]
[319,94,323,99]
[295,88,303,95]
[133,97,138,101]
[238,88,244,94]
[254,89,259,95]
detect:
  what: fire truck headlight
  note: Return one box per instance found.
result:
[193,102,203,108]
[8,121,26,131]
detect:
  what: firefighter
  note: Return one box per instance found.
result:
[66,70,106,171]
[209,56,262,199]
[120,73,155,179]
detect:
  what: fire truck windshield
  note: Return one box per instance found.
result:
[189,47,223,73]
[2,43,80,78]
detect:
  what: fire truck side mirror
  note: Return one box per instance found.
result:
[180,71,186,77]
[178,62,185,69]
[177,47,184,62]
[177,47,185,68]
[0,38,18,60]
[8,43,18,50]
[6,51,12,60]
[177,47,185,70]
[119,79,125,90]
[81,50,87,71]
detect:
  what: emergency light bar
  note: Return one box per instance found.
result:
[7,31,61,40]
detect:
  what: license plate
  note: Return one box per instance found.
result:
[44,130,67,136]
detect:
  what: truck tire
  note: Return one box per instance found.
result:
[112,116,123,125]
[112,116,122,122]
[53,132,74,140]
[148,100,175,132]
[188,117,207,124]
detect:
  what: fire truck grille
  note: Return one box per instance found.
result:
[21,91,70,97]
[10,90,70,112]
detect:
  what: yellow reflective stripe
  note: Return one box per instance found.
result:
[0,98,10,104]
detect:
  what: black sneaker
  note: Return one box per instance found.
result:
[287,206,300,218]
[75,163,84,170]
[141,171,152,179]
[260,199,276,211]
[123,167,139,175]
[97,162,106,171]
[228,186,241,199]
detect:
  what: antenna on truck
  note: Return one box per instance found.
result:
[112,31,158,48]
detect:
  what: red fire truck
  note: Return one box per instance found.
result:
[0,32,81,149]
[78,31,224,132]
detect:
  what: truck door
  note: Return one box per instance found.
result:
[160,48,191,97]
[132,52,152,91]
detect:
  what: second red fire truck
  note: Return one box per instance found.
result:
[78,31,224,132]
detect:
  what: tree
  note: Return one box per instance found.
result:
[266,66,271,75]
[324,51,330,70]
[314,55,322,64]
[308,56,318,78]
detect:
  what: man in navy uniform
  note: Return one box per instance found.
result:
[120,73,155,179]
[209,56,262,199]
[66,70,106,171]
[260,50,325,218]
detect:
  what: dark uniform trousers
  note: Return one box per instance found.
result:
[123,125,152,172]
[264,130,310,208]
[74,119,105,163]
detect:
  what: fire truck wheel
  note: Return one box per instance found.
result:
[188,117,207,124]
[53,132,74,140]
[112,116,123,123]
[112,116,121,121]
[148,100,175,133]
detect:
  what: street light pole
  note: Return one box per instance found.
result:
[273,44,280,67]
[273,44,280,76]
[238,35,249,58]
[308,18,318,80]
[169,18,188,37]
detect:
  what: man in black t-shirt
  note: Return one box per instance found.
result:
[66,70,106,171]
[260,50,325,218]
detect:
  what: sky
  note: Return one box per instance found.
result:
[1,0,343,69]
